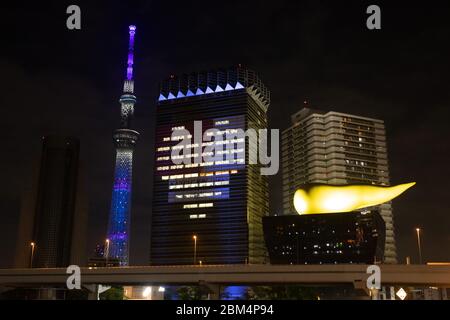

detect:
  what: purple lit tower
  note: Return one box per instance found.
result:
[106,25,139,266]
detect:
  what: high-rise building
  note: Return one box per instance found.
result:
[281,107,397,263]
[15,135,87,268]
[106,25,139,266]
[150,67,270,265]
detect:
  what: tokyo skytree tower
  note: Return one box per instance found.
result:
[106,25,139,266]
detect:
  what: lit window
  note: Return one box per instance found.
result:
[215,120,229,126]
[184,204,198,209]
[199,203,213,208]
[171,135,185,141]
[198,214,206,219]
[215,160,229,165]
[199,182,214,187]
[215,171,229,175]
[157,166,169,171]
[185,173,198,178]
[215,181,229,186]
[202,152,214,157]
[157,147,170,152]
[184,183,198,188]
[199,192,213,197]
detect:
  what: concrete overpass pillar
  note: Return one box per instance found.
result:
[83,284,110,300]
[199,281,221,300]
[37,288,57,300]
[369,288,380,300]
[83,284,99,300]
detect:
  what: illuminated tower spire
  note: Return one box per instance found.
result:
[106,25,139,266]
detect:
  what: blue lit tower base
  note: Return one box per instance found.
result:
[107,129,138,266]
[106,25,138,266]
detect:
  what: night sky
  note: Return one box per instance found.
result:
[1,1,449,267]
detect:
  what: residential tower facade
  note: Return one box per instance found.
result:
[281,107,397,263]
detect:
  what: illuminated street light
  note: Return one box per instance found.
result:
[105,239,110,266]
[30,242,36,268]
[415,228,423,264]
[193,235,197,265]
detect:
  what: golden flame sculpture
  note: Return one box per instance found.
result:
[293,182,416,215]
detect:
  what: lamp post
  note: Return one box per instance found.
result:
[193,235,197,265]
[415,228,422,264]
[30,242,35,268]
[105,239,110,266]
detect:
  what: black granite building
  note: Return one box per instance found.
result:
[263,210,385,264]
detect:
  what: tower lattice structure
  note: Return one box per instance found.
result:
[106,25,139,266]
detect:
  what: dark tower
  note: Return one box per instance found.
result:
[15,135,87,268]
[106,25,139,266]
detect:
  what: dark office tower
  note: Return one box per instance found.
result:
[150,67,270,265]
[15,136,87,268]
[106,25,139,266]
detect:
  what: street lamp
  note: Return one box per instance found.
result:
[30,242,35,268]
[105,239,110,266]
[193,235,197,265]
[415,228,422,264]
